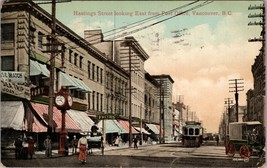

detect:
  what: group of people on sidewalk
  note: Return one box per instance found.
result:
[14,136,35,160]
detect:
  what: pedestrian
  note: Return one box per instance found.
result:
[133,136,138,149]
[21,137,28,159]
[215,135,219,146]
[27,136,35,159]
[44,135,52,157]
[114,136,119,147]
[71,135,78,154]
[224,135,230,155]
[65,136,69,156]
[14,136,23,160]
[78,133,88,164]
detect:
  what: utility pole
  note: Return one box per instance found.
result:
[47,0,56,135]
[229,79,244,122]
[224,98,233,135]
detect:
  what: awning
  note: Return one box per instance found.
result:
[146,123,159,134]
[1,101,24,130]
[155,124,163,134]
[60,72,92,92]
[97,120,128,134]
[30,60,49,77]
[134,127,150,135]
[31,103,81,133]
[67,109,94,132]
[24,117,47,132]
[117,119,138,134]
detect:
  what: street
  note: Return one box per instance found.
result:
[1,141,260,167]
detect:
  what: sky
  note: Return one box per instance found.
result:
[38,0,263,133]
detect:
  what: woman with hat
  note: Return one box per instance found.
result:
[77,133,88,164]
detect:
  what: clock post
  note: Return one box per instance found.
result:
[55,86,73,155]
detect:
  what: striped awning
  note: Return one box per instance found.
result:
[1,101,25,130]
[31,103,81,133]
[97,120,128,134]
[117,119,138,134]
[67,109,94,132]
[30,60,49,77]
[60,72,92,92]
[134,127,150,135]
[146,123,159,134]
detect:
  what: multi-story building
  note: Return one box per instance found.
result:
[152,74,174,142]
[144,72,160,124]
[1,1,107,148]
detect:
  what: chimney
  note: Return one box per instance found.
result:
[84,29,103,44]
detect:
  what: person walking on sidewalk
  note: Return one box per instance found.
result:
[78,133,88,164]
[71,135,78,154]
[44,135,52,157]
[133,136,138,149]
[215,135,219,146]
[27,136,35,159]
[14,136,23,160]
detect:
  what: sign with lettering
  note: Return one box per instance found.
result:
[1,71,25,84]
[1,79,30,100]
[96,114,115,120]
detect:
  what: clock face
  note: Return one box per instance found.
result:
[67,95,73,107]
[55,95,65,106]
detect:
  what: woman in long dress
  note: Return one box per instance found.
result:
[78,134,88,164]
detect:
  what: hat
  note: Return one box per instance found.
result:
[80,132,87,136]
[29,136,33,139]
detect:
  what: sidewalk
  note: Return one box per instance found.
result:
[34,141,156,158]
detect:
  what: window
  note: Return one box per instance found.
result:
[29,27,36,47]
[46,36,51,51]
[74,53,78,66]
[100,94,103,112]
[189,128,194,135]
[1,23,14,42]
[100,69,103,84]
[69,49,72,63]
[97,92,99,111]
[96,66,99,82]
[79,56,83,69]
[88,92,91,110]
[92,91,95,110]
[1,56,14,71]
[195,128,199,135]
[38,32,44,48]
[92,64,95,80]
[87,61,91,79]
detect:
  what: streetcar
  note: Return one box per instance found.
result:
[181,121,203,147]
[227,121,264,158]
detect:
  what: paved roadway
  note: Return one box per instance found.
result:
[1,141,261,167]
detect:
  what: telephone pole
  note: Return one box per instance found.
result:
[229,79,244,122]
[224,98,233,135]
[47,0,56,135]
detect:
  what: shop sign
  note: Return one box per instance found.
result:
[97,114,115,120]
[1,79,30,100]
[1,71,25,84]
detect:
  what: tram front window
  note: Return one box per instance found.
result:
[195,128,199,135]
[189,128,194,135]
